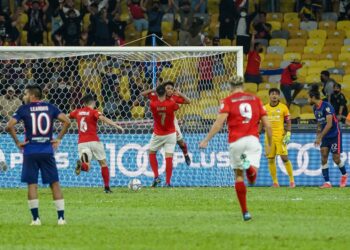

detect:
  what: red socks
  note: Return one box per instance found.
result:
[149,153,159,178]
[246,166,257,184]
[235,181,248,213]
[179,142,188,156]
[101,166,110,188]
[81,162,89,172]
[165,157,173,185]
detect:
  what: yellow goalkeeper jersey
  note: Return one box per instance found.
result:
[264,102,290,138]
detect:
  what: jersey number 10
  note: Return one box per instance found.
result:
[30,112,51,135]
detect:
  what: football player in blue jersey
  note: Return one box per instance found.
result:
[308,84,348,188]
[6,85,71,225]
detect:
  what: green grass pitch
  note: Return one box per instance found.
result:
[0,187,350,250]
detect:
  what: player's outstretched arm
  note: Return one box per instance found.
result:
[6,118,28,149]
[52,113,71,150]
[261,115,272,155]
[174,89,191,104]
[99,115,124,133]
[141,89,154,97]
[199,113,228,148]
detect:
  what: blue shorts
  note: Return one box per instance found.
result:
[321,135,342,154]
[22,154,59,185]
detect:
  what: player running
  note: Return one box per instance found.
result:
[69,94,124,193]
[142,84,180,187]
[308,84,348,188]
[263,88,295,188]
[6,85,71,226]
[199,76,272,221]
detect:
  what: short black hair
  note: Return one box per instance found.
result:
[321,70,330,77]
[308,84,321,99]
[156,84,166,97]
[25,85,43,99]
[334,83,342,89]
[254,42,261,50]
[163,81,174,88]
[269,88,280,95]
[82,94,95,105]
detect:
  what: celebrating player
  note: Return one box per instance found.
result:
[199,76,272,221]
[263,88,295,188]
[69,94,124,193]
[308,84,348,188]
[163,81,192,165]
[6,85,71,226]
[142,84,179,187]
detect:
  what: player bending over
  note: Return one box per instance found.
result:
[262,88,295,188]
[142,84,179,187]
[308,84,348,188]
[199,76,272,221]
[69,94,124,193]
[6,85,71,225]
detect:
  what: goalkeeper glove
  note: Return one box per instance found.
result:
[283,131,291,145]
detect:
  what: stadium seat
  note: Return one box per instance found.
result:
[307,67,323,75]
[83,13,91,30]
[323,41,341,50]
[264,54,283,61]
[302,53,320,60]
[256,90,269,104]
[327,30,345,39]
[267,13,283,22]
[268,21,282,31]
[220,39,232,46]
[282,20,300,30]
[280,0,295,12]
[342,75,350,83]
[305,74,320,83]
[297,67,308,77]
[341,45,350,53]
[306,38,325,46]
[300,21,318,31]
[299,113,316,121]
[338,53,350,61]
[163,31,178,46]
[289,30,308,39]
[337,20,350,31]
[289,104,301,119]
[308,30,327,40]
[261,60,279,69]
[269,38,287,47]
[301,60,317,68]
[284,12,299,22]
[268,75,281,83]
[318,60,335,69]
[304,46,322,54]
[280,60,291,68]
[120,76,131,101]
[131,106,145,119]
[258,82,279,91]
[288,38,306,46]
[300,105,313,114]
[271,30,289,39]
[319,53,338,60]
[318,21,336,30]
[328,67,345,75]
[344,38,350,45]
[330,74,343,82]
[283,52,301,61]
[346,30,350,38]
[321,12,338,21]
[243,82,258,93]
[267,46,285,54]
[336,60,350,68]
[285,46,304,53]
[161,21,173,33]
[297,89,311,99]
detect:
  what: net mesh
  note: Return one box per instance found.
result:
[0,48,241,187]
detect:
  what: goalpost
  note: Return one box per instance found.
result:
[0,46,244,187]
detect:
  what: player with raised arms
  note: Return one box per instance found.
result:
[142,83,180,187]
[199,76,272,221]
[69,94,124,193]
[308,84,348,188]
[6,85,71,226]
[262,88,295,188]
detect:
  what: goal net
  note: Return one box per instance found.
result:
[0,46,244,188]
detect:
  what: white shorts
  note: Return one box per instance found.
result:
[229,136,262,170]
[78,141,106,162]
[174,117,183,141]
[149,133,176,154]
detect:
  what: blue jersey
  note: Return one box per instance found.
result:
[13,102,61,155]
[313,101,340,139]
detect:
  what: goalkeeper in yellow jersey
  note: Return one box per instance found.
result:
[263,88,295,188]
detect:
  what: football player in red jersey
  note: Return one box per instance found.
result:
[142,84,180,187]
[200,76,272,221]
[69,94,124,193]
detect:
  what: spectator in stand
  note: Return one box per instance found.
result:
[320,70,336,102]
[198,55,213,92]
[47,77,72,114]
[62,0,80,16]
[109,12,128,46]
[299,0,317,21]
[145,0,165,46]
[280,60,304,108]
[245,34,263,84]
[330,83,348,123]
[92,8,114,46]
[219,0,236,41]
[234,0,259,54]
[23,0,49,46]
[338,0,350,19]
[172,0,194,46]
[128,0,148,32]
[0,86,22,121]
[0,10,19,46]
[253,12,272,41]
[192,0,207,13]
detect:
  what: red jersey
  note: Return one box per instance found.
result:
[220,92,267,143]
[128,3,145,19]
[69,107,101,143]
[150,97,179,136]
[245,51,261,76]
[280,62,302,85]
